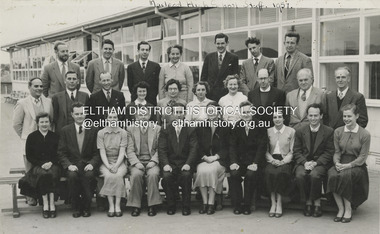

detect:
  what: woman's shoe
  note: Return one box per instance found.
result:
[42,209,49,219]
[107,212,115,217]
[49,210,57,218]
[269,212,275,217]
[199,204,207,214]
[341,217,352,223]
[275,212,282,218]
[115,211,123,217]
[207,205,215,215]
[334,216,343,222]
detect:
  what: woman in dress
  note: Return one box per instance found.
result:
[186,81,212,121]
[264,111,295,218]
[327,104,371,223]
[97,111,128,217]
[193,102,228,214]
[218,74,247,122]
[158,44,194,102]
[21,112,60,219]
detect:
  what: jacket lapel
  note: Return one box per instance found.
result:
[134,127,141,156]
[303,130,311,153]
[111,59,118,80]
[61,92,67,120]
[53,62,65,89]
[287,52,299,77]
[70,124,81,155]
[341,88,354,108]
[26,96,36,120]
[96,59,105,73]
[147,127,155,156]
[329,91,340,127]
[313,126,324,155]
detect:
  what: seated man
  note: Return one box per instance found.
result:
[158,103,198,216]
[293,103,334,217]
[229,101,267,215]
[58,102,100,218]
[126,106,162,217]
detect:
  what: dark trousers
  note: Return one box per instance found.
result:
[295,165,326,203]
[162,168,192,209]
[66,168,96,211]
[230,166,259,208]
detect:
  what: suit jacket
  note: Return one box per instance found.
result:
[87,89,126,122]
[13,95,54,140]
[127,60,161,105]
[158,124,198,170]
[293,124,334,169]
[285,87,326,129]
[324,89,368,129]
[248,87,286,126]
[240,56,275,95]
[41,61,81,97]
[57,124,100,169]
[229,120,268,166]
[52,90,89,134]
[201,51,239,101]
[126,124,161,166]
[86,57,125,94]
[274,51,313,93]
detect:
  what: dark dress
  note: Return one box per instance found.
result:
[19,130,60,198]
[327,126,371,208]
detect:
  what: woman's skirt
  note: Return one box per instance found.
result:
[99,156,128,197]
[264,161,292,195]
[193,161,226,194]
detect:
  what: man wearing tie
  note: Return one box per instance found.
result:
[86,39,125,94]
[127,41,161,105]
[240,37,275,95]
[58,102,100,218]
[52,71,89,134]
[41,41,81,97]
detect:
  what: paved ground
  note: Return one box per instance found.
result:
[0,99,379,234]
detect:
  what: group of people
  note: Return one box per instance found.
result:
[12,31,370,224]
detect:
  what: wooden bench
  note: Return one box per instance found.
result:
[0,176,23,218]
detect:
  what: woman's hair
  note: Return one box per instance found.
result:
[167,44,183,55]
[341,103,360,115]
[165,79,182,91]
[133,81,150,95]
[36,112,50,124]
[223,74,241,88]
[192,81,210,95]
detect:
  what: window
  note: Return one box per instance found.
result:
[149,40,162,63]
[201,35,215,60]
[320,8,359,16]
[320,63,358,92]
[135,21,147,41]
[224,8,248,29]
[111,28,122,45]
[251,8,278,25]
[251,28,279,58]
[201,8,221,32]
[122,46,134,64]
[122,24,134,43]
[182,38,199,62]
[365,16,380,55]
[114,47,122,61]
[147,18,162,40]
[366,62,380,99]
[163,13,178,37]
[283,8,312,21]
[284,24,312,57]
[182,11,199,35]
[228,32,248,60]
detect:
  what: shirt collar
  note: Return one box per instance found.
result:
[66,89,77,97]
[299,86,313,99]
[273,125,285,134]
[260,86,271,93]
[310,124,321,132]
[139,59,148,67]
[135,99,147,105]
[74,123,83,133]
[103,89,112,97]
[170,62,180,68]
[218,51,226,60]
[194,97,210,105]
[102,57,112,64]
[337,87,349,98]
[253,54,262,62]
[104,127,122,134]
[344,124,359,133]
[58,60,67,67]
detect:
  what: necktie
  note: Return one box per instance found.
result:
[175,126,180,141]
[141,126,147,134]
[142,62,146,73]
[254,58,259,66]
[301,90,306,101]
[245,126,249,136]
[106,91,111,102]
[79,126,83,134]
[218,54,223,69]
[34,98,40,105]
[338,92,344,100]
[285,55,291,78]
[70,92,75,101]
[105,60,110,72]
[62,63,66,78]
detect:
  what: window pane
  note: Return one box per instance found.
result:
[92,35,100,51]
[251,28,278,58]
[111,28,122,45]
[365,16,380,54]
[135,21,147,41]
[150,40,162,63]
[147,18,161,40]
[190,66,200,83]
[320,8,359,16]
[164,13,178,37]
[182,12,199,35]
[251,8,278,25]
[122,46,134,65]
[284,24,312,57]
[163,40,177,62]
[182,38,199,62]
[224,8,248,29]
[283,8,312,21]
[320,63,358,92]
[367,62,380,99]
[201,36,214,60]
[321,18,359,56]
[122,25,134,43]
[114,47,122,61]
[228,32,248,60]
[201,8,221,32]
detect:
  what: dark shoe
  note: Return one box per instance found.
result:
[334,216,343,222]
[28,198,37,206]
[182,207,191,216]
[42,210,49,219]
[303,205,312,217]
[82,210,91,217]
[269,212,275,217]
[167,208,176,215]
[341,217,352,223]
[233,207,242,215]
[72,210,81,218]
[148,206,157,217]
[115,211,123,217]
[107,212,115,217]
[49,210,57,218]
[207,205,215,215]
[215,194,223,211]
[275,212,282,218]
[199,204,207,214]
[313,206,322,217]
[131,208,141,217]
[243,206,251,215]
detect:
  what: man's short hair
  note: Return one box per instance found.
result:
[36,112,50,124]
[65,71,77,78]
[133,81,150,95]
[100,72,112,80]
[335,66,351,75]
[297,68,313,80]
[54,41,66,52]
[240,100,253,109]
[167,44,183,55]
[71,102,84,113]
[172,102,186,109]
[245,37,261,47]
[137,41,151,50]
[28,77,42,87]
[306,103,323,116]
[214,33,229,43]
[165,79,182,91]
[206,101,219,108]
[102,39,114,49]
[192,81,210,95]
[284,32,300,44]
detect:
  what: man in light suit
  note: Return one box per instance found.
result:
[52,71,89,134]
[324,66,368,129]
[41,41,81,97]
[126,106,162,217]
[58,102,100,218]
[13,77,53,205]
[127,41,161,105]
[201,33,239,102]
[285,68,326,130]
[274,32,313,93]
[240,37,275,95]
[293,103,334,218]
[86,39,125,94]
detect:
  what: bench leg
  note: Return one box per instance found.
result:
[12,184,20,218]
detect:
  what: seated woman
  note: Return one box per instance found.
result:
[186,81,212,121]
[20,112,60,219]
[264,111,295,218]
[218,74,247,122]
[158,44,194,102]
[193,102,229,214]
[97,111,128,217]
[126,81,154,121]
[327,104,371,223]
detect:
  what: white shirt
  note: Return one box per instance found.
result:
[337,87,349,99]
[74,123,83,133]
[299,86,313,100]
[218,51,226,61]
[66,89,77,99]
[139,59,148,68]
[273,125,285,155]
[260,86,271,93]
[102,57,112,73]
[186,98,212,121]
[218,92,248,122]
[310,124,321,133]
[103,89,112,98]
[58,61,68,74]
[344,124,359,133]
[252,54,262,65]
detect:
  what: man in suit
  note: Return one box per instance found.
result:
[58,102,100,218]
[324,66,368,129]
[293,103,334,217]
[285,68,326,130]
[248,68,286,127]
[240,37,275,95]
[127,41,161,105]
[274,32,313,93]
[41,41,81,97]
[13,77,54,205]
[126,106,162,217]
[86,39,125,94]
[158,103,198,216]
[52,71,89,134]
[229,101,267,215]
[201,33,239,102]
[87,72,126,122]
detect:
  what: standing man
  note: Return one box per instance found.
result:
[58,102,100,218]
[52,71,89,134]
[274,32,313,93]
[41,41,81,97]
[293,103,334,218]
[13,77,54,205]
[240,37,275,95]
[86,39,125,94]
[127,41,161,105]
[201,33,239,102]
[324,66,368,129]
[285,68,326,129]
